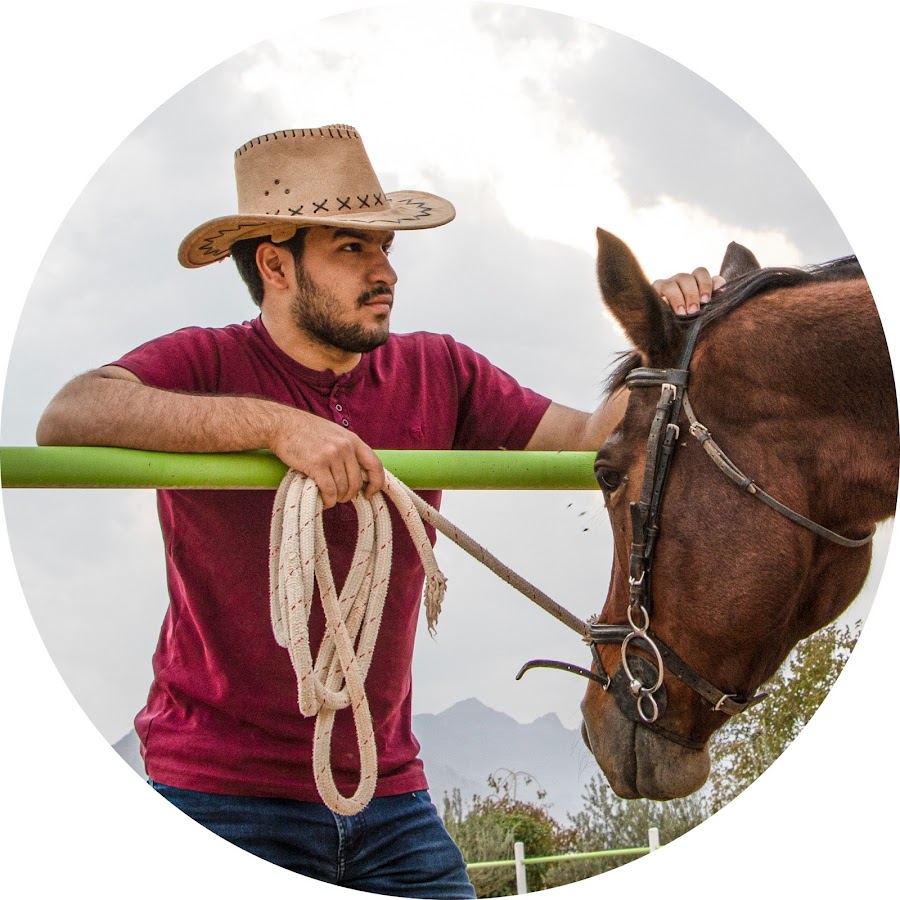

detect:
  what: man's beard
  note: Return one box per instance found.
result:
[290,262,392,354]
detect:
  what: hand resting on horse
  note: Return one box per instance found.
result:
[653,267,726,316]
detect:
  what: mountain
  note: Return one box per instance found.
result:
[413,698,595,821]
[111,698,597,822]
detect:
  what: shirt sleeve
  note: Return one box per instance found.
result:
[439,335,552,451]
[107,326,224,393]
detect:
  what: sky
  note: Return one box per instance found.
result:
[1,1,897,898]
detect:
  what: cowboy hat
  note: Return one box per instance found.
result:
[178,125,456,269]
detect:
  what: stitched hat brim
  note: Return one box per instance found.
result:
[178,190,455,268]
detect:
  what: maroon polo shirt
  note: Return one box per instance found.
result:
[111,317,551,801]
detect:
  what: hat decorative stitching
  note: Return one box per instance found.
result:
[179,125,455,268]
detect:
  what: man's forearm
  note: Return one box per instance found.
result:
[36,368,386,508]
[36,370,287,453]
[525,389,628,453]
[580,388,628,451]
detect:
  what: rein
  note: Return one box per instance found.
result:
[681,394,873,548]
[518,315,874,747]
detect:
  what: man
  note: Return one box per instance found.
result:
[37,125,721,897]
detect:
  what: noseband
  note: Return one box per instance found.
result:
[518,317,874,749]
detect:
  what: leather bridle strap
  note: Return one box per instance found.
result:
[639,630,766,716]
[580,622,766,716]
[681,395,874,548]
[626,321,702,619]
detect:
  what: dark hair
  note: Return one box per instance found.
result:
[231,228,308,307]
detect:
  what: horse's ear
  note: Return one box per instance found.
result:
[596,228,667,361]
[720,241,761,280]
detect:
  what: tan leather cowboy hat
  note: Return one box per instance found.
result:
[178,125,456,268]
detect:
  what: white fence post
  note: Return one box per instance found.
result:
[514,841,528,894]
[648,827,660,852]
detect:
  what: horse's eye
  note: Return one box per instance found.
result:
[595,467,622,492]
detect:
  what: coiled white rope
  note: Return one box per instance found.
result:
[269,469,446,815]
[269,466,588,815]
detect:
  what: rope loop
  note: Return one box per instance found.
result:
[269,469,446,815]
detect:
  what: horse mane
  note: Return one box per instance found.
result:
[605,350,642,395]
[700,255,864,326]
[604,255,866,396]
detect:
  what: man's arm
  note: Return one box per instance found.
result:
[524,389,628,453]
[36,366,384,507]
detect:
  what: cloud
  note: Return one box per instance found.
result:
[241,5,824,275]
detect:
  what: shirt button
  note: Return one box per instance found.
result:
[335,404,343,411]
[342,419,349,427]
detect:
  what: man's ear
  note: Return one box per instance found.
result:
[256,242,292,290]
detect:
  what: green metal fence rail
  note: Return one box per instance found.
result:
[467,829,660,894]
[0,447,600,491]
[466,846,650,869]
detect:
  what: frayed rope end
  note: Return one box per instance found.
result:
[424,570,448,636]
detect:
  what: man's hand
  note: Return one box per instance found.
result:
[652,267,726,316]
[270,411,385,509]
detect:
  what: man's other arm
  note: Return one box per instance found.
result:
[524,390,627,453]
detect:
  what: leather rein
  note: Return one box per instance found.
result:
[518,317,874,750]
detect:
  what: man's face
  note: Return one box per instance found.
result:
[290,226,397,354]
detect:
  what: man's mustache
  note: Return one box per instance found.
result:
[358,288,394,307]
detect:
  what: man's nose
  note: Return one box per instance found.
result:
[370,253,397,286]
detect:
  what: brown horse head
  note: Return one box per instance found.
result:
[580,228,899,800]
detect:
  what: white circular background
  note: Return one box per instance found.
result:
[1,2,895,897]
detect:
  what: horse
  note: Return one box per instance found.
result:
[577,229,898,801]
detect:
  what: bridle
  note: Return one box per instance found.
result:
[518,316,874,750]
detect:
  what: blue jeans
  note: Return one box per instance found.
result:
[149,781,475,898]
